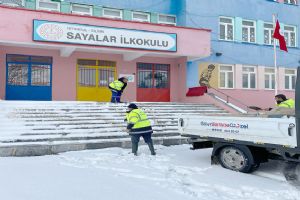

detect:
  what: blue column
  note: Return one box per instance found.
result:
[186,61,199,87]
[235,17,243,42]
[257,20,264,45]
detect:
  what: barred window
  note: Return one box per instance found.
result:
[137,63,170,88]
[98,68,115,87]
[31,65,51,86]
[138,63,153,88]
[7,64,28,86]
[78,66,96,87]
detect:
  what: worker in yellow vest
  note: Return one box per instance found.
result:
[125,103,156,156]
[275,94,295,108]
[262,94,295,115]
[109,77,128,103]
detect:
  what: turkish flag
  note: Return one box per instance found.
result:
[273,20,288,52]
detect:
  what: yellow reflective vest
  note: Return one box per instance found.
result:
[109,80,124,91]
[126,109,152,130]
[277,99,295,108]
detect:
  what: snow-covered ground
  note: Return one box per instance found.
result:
[0,145,299,200]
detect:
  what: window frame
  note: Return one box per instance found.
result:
[219,65,234,89]
[264,67,275,90]
[1,0,25,7]
[102,7,123,20]
[263,22,275,45]
[157,14,177,25]
[284,0,298,5]
[36,0,60,12]
[132,11,150,22]
[242,20,256,43]
[284,25,297,47]
[219,16,234,41]
[71,4,93,16]
[242,65,257,89]
[284,69,296,90]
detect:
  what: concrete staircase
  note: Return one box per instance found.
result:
[0,101,229,156]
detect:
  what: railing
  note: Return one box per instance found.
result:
[208,87,251,113]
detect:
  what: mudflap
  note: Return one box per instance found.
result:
[283,162,300,187]
[211,155,219,165]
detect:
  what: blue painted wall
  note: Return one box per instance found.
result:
[182,0,300,87]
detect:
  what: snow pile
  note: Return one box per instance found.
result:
[0,145,299,200]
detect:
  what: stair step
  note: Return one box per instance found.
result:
[0,132,180,143]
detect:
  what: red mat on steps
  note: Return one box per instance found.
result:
[186,86,208,97]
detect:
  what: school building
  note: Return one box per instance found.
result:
[0,0,299,109]
[0,2,210,102]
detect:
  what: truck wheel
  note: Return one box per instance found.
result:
[218,145,255,173]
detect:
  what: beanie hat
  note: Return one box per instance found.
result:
[128,103,138,109]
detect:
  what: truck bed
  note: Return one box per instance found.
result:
[179,115,298,148]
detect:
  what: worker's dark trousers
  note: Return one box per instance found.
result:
[130,132,156,155]
[111,90,121,103]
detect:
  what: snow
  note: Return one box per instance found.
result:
[0,145,299,200]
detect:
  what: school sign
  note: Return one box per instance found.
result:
[33,20,177,52]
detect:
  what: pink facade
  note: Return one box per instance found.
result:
[217,64,295,109]
[0,6,211,102]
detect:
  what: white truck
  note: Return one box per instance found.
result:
[179,69,300,174]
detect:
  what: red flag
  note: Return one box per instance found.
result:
[273,20,288,52]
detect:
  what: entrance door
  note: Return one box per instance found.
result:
[6,54,52,100]
[76,59,116,102]
[137,63,170,102]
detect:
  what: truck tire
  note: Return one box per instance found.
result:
[218,145,256,173]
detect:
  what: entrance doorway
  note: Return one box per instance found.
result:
[76,59,116,102]
[137,63,170,102]
[6,54,52,100]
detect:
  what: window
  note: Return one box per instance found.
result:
[219,17,234,41]
[36,0,60,12]
[98,68,115,87]
[103,8,123,19]
[242,66,256,89]
[78,67,96,87]
[137,63,170,88]
[264,68,275,89]
[0,0,24,7]
[284,25,296,47]
[284,0,297,5]
[132,12,150,22]
[219,65,234,88]
[242,20,256,43]
[285,69,296,90]
[158,14,176,25]
[71,4,92,16]
[7,55,52,86]
[264,23,274,45]
[7,64,28,86]
[31,65,51,86]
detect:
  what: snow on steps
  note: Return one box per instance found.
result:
[0,101,228,156]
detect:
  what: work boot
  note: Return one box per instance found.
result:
[147,142,156,155]
[132,142,138,156]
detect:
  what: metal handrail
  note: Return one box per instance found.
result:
[208,87,250,113]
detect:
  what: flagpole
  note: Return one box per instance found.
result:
[273,14,278,95]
